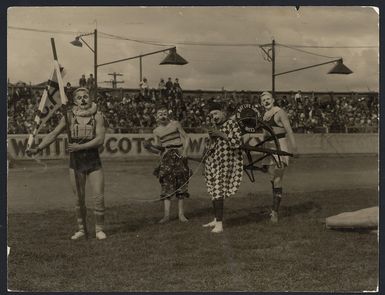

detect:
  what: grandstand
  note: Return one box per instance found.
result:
[7,83,379,135]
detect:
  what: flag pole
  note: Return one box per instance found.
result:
[50,38,88,239]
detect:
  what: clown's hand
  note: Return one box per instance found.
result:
[26,147,39,157]
[208,130,227,140]
[143,140,164,154]
[67,143,82,152]
[143,139,152,151]
[181,150,188,158]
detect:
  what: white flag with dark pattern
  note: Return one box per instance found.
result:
[27,62,67,149]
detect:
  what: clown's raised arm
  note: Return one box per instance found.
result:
[26,117,66,155]
[143,131,165,155]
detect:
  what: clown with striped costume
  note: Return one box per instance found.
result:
[151,106,190,224]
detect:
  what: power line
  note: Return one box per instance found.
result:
[8,26,84,35]
[8,25,378,49]
[277,43,340,59]
[279,43,378,49]
[101,31,377,48]
[99,32,170,47]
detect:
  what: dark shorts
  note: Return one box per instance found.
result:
[69,148,102,174]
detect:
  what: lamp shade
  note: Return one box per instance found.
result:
[160,48,188,65]
[328,59,353,74]
[70,37,83,47]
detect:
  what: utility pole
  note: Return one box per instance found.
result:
[94,29,98,90]
[271,39,276,98]
[259,39,276,97]
[107,72,124,88]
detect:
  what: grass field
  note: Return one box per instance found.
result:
[7,156,378,292]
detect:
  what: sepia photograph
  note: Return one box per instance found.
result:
[7,6,379,292]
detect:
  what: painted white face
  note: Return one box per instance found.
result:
[156,109,169,124]
[74,89,92,110]
[261,95,275,110]
[209,109,225,125]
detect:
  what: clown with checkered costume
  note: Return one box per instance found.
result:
[203,102,243,233]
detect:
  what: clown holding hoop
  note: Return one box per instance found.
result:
[260,91,297,223]
[144,106,191,224]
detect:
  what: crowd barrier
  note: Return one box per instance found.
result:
[7,133,378,160]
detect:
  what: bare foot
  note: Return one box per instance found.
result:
[179,215,189,222]
[158,217,170,224]
[202,220,216,227]
[270,211,278,223]
[211,222,223,233]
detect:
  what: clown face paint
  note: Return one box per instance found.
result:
[156,109,169,125]
[261,94,275,110]
[74,89,92,110]
[209,109,226,125]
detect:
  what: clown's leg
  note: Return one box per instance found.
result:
[176,175,189,222]
[69,169,87,239]
[269,165,285,223]
[177,198,188,222]
[211,197,224,233]
[89,169,106,240]
[203,199,217,227]
[159,198,171,223]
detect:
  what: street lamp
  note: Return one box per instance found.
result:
[260,39,353,97]
[70,29,98,88]
[97,46,188,82]
[70,30,188,88]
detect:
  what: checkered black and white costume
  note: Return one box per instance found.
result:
[204,119,243,200]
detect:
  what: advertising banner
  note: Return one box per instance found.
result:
[7,133,378,160]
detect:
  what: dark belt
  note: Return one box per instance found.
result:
[71,138,93,144]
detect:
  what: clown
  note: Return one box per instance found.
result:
[27,87,107,240]
[202,102,243,233]
[261,91,297,223]
[146,106,190,223]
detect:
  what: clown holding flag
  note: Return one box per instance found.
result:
[26,39,107,240]
[26,65,66,149]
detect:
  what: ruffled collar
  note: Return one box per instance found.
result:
[263,106,280,121]
[72,103,98,117]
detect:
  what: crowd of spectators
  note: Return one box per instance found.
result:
[275,93,378,133]
[8,86,61,134]
[7,81,379,135]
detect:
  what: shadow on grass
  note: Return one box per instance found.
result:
[327,227,377,234]
[107,215,161,235]
[106,199,211,235]
[225,201,322,228]
[281,200,322,217]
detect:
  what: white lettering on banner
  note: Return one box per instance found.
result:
[8,134,218,160]
[7,133,378,160]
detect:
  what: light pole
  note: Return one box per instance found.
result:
[260,39,353,97]
[71,31,188,88]
[70,29,98,88]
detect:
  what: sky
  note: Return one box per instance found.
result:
[7,6,379,92]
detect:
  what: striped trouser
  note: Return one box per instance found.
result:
[75,194,105,232]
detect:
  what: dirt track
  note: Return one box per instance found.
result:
[8,156,378,213]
